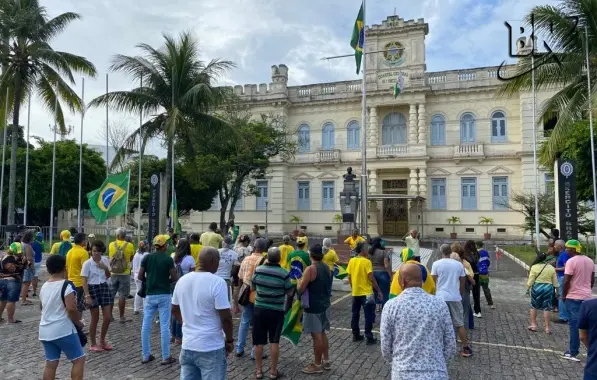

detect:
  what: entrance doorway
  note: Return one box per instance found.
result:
[382,180,408,237]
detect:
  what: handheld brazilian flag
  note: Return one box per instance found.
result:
[86,170,130,224]
[333,263,348,280]
[350,3,364,74]
[168,190,182,233]
[281,299,304,345]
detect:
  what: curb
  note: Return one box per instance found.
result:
[498,249,530,271]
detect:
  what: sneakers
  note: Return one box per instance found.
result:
[366,337,377,345]
[473,313,482,318]
[560,352,581,362]
[353,335,364,342]
[461,346,473,357]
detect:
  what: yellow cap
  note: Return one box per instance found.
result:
[153,234,169,247]
[60,230,71,241]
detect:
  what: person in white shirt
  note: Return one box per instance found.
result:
[217,236,240,301]
[132,241,149,315]
[81,240,113,352]
[431,244,472,358]
[404,230,421,260]
[172,247,234,379]
[39,254,86,380]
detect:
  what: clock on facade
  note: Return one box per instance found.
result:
[382,41,405,67]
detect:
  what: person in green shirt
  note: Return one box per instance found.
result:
[286,236,311,285]
[137,234,178,365]
[227,219,240,243]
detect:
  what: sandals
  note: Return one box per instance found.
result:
[527,326,537,332]
[101,343,114,351]
[160,357,177,365]
[141,354,155,364]
[8,319,22,323]
[545,329,552,335]
[89,345,104,352]
[302,364,324,374]
[256,371,264,379]
[269,371,284,379]
[21,301,33,306]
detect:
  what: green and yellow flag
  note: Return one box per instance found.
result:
[86,171,130,224]
[350,3,364,74]
[281,299,304,345]
[169,191,182,233]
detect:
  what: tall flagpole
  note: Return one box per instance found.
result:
[105,74,109,244]
[0,89,9,228]
[49,97,58,249]
[138,75,143,243]
[360,0,368,236]
[584,24,597,255]
[531,44,541,249]
[77,78,85,232]
[24,93,31,226]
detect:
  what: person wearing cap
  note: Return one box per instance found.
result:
[561,239,595,362]
[217,236,239,301]
[390,248,435,299]
[344,229,365,257]
[279,235,294,270]
[85,234,96,256]
[132,240,149,314]
[287,236,311,285]
[0,242,26,323]
[138,234,178,365]
[49,230,72,257]
[31,232,45,297]
[108,227,135,323]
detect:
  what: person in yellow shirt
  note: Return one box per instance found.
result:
[279,235,294,270]
[66,233,90,318]
[200,222,224,248]
[49,230,72,257]
[108,228,135,323]
[297,229,309,248]
[346,242,382,344]
[344,229,365,256]
[389,248,435,298]
[189,232,203,269]
[322,238,339,272]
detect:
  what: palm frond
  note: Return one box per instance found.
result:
[35,74,66,133]
[38,11,80,40]
[88,90,162,115]
[39,62,83,113]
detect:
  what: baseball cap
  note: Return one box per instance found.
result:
[9,242,22,254]
[60,230,71,241]
[296,236,308,245]
[87,233,96,239]
[35,232,43,240]
[153,234,169,247]
[565,239,582,252]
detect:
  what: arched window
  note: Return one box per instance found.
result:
[460,113,476,143]
[322,122,335,150]
[297,124,310,153]
[430,115,446,146]
[491,111,507,142]
[347,121,360,150]
[381,112,407,145]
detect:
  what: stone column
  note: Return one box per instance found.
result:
[418,168,427,196]
[368,106,378,147]
[409,168,418,194]
[417,103,426,144]
[409,104,418,145]
[368,169,378,194]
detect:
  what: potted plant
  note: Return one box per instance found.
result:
[333,213,343,233]
[479,216,494,239]
[447,216,461,239]
[289,215,303,237]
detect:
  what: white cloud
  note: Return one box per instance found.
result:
[18,0,559,146]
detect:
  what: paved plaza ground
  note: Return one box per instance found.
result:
[0,251,589,379]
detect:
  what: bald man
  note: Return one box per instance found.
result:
[380,263,456,380]
[171,247,234,377]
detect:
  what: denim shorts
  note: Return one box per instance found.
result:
[34,262,42,277]
[23,267,35,282]
[0,278,21,302]
[110,274,131,299]
[41,333,85,361]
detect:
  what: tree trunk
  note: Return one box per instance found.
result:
[218,188,230,232]
[165,138,172,212]
[7,73,22,225]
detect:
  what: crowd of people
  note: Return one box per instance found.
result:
[0,223,596,379]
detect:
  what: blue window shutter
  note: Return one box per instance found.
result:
[298,124,310,153]
[297,182,310,210]
[322,123,335,150]
[256,180,268,210]
[492,176,508,209]
[461,178,476,210]
[431,178,446,209]
[322,181,335,210]
[347,121,360,150]
[431,115,445,146]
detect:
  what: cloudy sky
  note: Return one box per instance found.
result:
[23,0,557,151]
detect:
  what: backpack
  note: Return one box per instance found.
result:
[60,280,88,347]
[58,241,72,257]
[109,242,129,274]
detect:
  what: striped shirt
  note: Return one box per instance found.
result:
[251,263,294,311]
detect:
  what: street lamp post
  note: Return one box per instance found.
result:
[48,123,73,249]
[264,200,269,241]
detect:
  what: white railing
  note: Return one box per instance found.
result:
[347,83,361,92]
[427,75,446,84]
[376,145,409,156]
[458,72,477,81]
[297,87,311,97]
[322,85,335,94]
[487,70,506,78]
[317,149,340,162]
[454,144,484,157]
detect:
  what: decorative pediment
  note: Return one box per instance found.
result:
[428,168,452,177]
[487,165,514,175]
[293,172,315,180]
[317,171,340,180]
[456,167,482,176]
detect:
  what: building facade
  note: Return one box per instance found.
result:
[67,15,558,239]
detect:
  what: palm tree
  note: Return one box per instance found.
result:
[0,0,97,224]
[497,0,597,164]
[88,31,234,204]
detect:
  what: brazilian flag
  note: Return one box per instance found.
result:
[86,171,130,223]
[281,300,304,345]
[350,3,364,74]
[333,263,348,280]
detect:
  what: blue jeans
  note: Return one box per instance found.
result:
[180,347,227,380]
[565,299,583,357]
[172,317,183,340]
[351,296,375,339]
[0,278,21,302]
[141,294,172,360]
[236,303,253,354]
[372,271,390,306]
[557,277,568,320]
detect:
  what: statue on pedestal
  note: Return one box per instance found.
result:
[344,167,356,182]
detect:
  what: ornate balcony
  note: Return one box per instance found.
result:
[317,149,341,163]
[453,143,484,162]
[376,145,426,158]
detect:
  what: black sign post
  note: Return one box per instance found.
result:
[147,173,160,251]
[554,159,578,241]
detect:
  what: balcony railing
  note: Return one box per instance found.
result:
[317,149,341,163]
[454,144,484,160]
